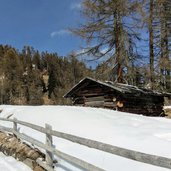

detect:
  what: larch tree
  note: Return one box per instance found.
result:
[158,0,171,91]
[72,0,143,83]
[143,0,171,91]
[148,0,155,89]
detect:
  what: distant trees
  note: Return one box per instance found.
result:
[0,45,93,105]
[1,48,23,104]
[68,52,92,84]
[43,52,92,104]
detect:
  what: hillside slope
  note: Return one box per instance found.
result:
[0,105,171,171]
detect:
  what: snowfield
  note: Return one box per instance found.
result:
[164,106,171,110]
[0,152,32,171]
[0,105,171,171]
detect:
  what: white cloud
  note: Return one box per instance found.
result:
[50,29,71,38]
[101,47,109,54]
[70,2,82,10]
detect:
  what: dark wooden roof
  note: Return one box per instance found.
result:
[64,77,163,98]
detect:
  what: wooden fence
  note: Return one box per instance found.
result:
[0,117,171,171]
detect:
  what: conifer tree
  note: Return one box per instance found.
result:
[72,0,143,83]
[2,48,23,103]
[32,51,42,70]
[0,44,93,104]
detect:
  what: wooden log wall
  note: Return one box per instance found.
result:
[72,82,164,116]
[118,95,164,116]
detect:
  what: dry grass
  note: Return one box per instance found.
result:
[164,108,171,118]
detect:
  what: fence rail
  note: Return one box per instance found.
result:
[0,117,171,171]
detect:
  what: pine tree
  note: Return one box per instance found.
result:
[32,51,42,70]
[2,48,23,104]
[0,44,93,104]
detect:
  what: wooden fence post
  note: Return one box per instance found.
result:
[13,118,17,132]
[45,123,53,168]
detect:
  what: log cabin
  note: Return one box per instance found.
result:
[64,77,166,116]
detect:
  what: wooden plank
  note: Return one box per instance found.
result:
[14,131,105,171]
[36,158,55,171]
[85,96,104,101]
[50,129,171,169]
[73,97,85,105]
[80,87,103,93]
[85,101,104,106]
[13,118,18,132]
[0,125,12,132]
[45,124,53,168]
[78,93,104,97]
[0,124,104,171]
[104,102,114,105]
[0,118,47,134]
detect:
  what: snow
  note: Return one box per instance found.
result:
[0,105,171,171]
[164,106,171,109]
[0,152,32,171]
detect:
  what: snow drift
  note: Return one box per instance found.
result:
[0,105,171,171]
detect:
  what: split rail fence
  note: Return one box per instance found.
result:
[0,117,171,171]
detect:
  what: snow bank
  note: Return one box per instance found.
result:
[0,152,32,171]
[164,106,171,109]
[0,105,171,171]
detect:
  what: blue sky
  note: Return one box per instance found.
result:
[0,0,83,56]
[0,0,149,68]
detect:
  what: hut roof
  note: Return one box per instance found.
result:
[64,77,163,98]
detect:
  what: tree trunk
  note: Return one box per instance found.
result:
[114,12,123,83]
[160,1,170,90]
[149,0,154,89]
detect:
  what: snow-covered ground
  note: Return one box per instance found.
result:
[0,152,31,171]
[164,106,171,109]
[0,105,171,171]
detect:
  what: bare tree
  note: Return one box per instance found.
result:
[71,0,143,83]
[148,0,155,89]
[143,0,171,91]
[158,0,171,91]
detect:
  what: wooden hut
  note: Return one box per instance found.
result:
[64,77,165,116]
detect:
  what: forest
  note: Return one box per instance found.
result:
[0,45,92,105]
[0,0,170,105]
